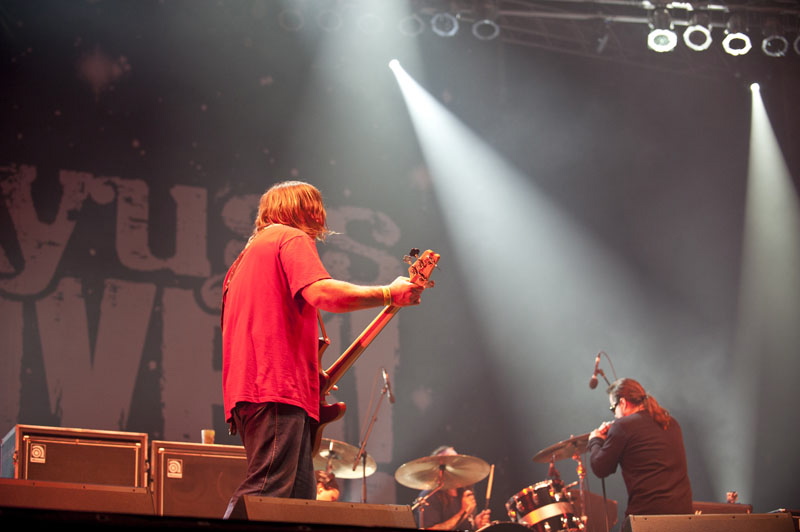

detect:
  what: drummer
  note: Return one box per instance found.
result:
[315,470,340,502]
[413,446,492,530]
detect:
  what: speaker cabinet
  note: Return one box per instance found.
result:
[149,440,247,518]
[623,512,795,532]
[0,478,155,515]
[692,500,753,514]
[231,495,418,529]
[1,424,147,487]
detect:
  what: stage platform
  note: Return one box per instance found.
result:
[0,505,417,532]
[1,478,796,532]
[0,477,418,531]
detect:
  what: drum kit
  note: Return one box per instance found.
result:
[316,433,595,532]
[504,432,589,532]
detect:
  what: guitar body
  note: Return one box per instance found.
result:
[310,249,440,454]
[313,402,347,453]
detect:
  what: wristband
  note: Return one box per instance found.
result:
[381,285,392,306]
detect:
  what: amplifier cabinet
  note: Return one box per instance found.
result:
[149,440,247,518]
[1,424,147,488]
[693,500,753,514]
[623,512,795,532]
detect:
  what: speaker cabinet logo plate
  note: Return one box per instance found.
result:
[166,458,183,479]
[29,443,46,464]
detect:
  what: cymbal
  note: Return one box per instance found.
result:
[394,454,490,491]
[314,438,377,479]
[532,433,590,463]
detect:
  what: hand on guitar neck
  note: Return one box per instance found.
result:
[312,249,441,453]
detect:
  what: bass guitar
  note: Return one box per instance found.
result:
[312,248,440,453]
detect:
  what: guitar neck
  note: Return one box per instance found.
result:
[322,305,400,392]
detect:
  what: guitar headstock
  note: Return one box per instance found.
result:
[403,248,440,288]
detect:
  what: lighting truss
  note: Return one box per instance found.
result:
[451,0,800,58]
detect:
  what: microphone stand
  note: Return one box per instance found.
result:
[352,377,392,503]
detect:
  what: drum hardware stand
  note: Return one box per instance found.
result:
[352,370,393,503]
[410,471,446,529]
[571,451,589,531]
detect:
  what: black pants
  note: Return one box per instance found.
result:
[223,402,315,519]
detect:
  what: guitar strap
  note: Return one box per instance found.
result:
[219,248,246,330]
[317,310,328,344]
[317,309,331,362]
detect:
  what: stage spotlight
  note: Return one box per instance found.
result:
[762,34,789,57]
[398,14,425,37]
[795,35,800,55]
[683,13,712,51]
[760,18,788,57]
[647,8,678,53]
[356,13,384,35]
[431,12,459,37]
[722,14,752,56]
[472,19,500,40]
[278,8,304,32]
[316,9,342,32]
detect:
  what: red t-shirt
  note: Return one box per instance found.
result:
[221,224,331,422]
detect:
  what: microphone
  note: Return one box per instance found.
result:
[589,353,601,389]
[381,368,396,403]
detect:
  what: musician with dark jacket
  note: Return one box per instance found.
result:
[588,378,693,516]
[221,181,425,518]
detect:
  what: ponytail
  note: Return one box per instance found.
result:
[608,378,671,430]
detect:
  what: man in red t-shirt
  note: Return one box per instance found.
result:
[221,181,425,518]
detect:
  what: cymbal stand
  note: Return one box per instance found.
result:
[352,375,392,503]
[410,468,446,529]
[324,439,335,474]
[571,451,588,529]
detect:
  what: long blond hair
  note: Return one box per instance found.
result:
[250,181,332,242]
[608,378,672,430]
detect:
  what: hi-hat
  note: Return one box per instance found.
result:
[395,454,490,490]
[314,438,377,479]
[532,433,590,463]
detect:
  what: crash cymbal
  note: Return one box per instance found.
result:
[394,454,490,491]
[532,433,590,463]
[314,438,377,479]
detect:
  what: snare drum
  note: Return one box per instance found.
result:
[505,480,583,531]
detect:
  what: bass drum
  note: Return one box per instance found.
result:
[476,522,532,532]
[505,480,583,531]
